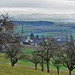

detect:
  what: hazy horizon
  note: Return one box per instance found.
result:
[0,0,75,22]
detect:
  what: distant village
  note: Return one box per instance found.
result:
[19,26,66,46]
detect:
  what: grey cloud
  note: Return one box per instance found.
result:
[68,0,75,1]
[0,0,75,10]
[0,0,75,21]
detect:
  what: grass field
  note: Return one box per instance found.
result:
[0,47,75,75]
[0,52,75,72]
[0,63,75,75]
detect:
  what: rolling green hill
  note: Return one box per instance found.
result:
[15,21,75,38]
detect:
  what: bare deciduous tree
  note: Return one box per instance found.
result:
[60,35,75,75]
[0,13,15,51]
[6,43,25,66]
[40,36,58,73]
[29,52,40,69]
[0,13,25,66]
[35,48,45,72]
[52,50,61,74]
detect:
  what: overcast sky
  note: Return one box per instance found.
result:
[0,0,75,15]
[0,0,75,21]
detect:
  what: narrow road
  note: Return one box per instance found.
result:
[0,62,75,74]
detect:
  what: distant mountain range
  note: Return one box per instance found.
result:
[12,13,75,22]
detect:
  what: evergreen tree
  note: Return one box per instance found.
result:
[30,33,35,40]
[36,35,39,39]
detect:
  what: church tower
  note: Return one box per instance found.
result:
[22,24,24,37]
[22,24,24,34]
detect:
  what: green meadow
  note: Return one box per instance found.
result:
[0,48,75,72]
[1,63,75,75]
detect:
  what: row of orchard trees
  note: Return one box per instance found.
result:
[0,14,75,75]
[29,36,75,75]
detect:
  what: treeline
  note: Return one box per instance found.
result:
[0,14,75,75]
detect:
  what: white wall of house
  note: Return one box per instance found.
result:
[25,37,33,42]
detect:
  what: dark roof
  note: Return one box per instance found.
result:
[34,38,43,43]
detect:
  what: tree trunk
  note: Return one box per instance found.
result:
[46,49,49,73]
[47,60,49,73]
[57,68,59,74]
[41,63,44,72]
[35,64,37,69]
[11,62,15,66]
[11,58,18,66]
[41,57,44,71]
[69,70,71,75]
[11,58,15,66]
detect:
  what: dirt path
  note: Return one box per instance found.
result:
[0,62,75,74]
